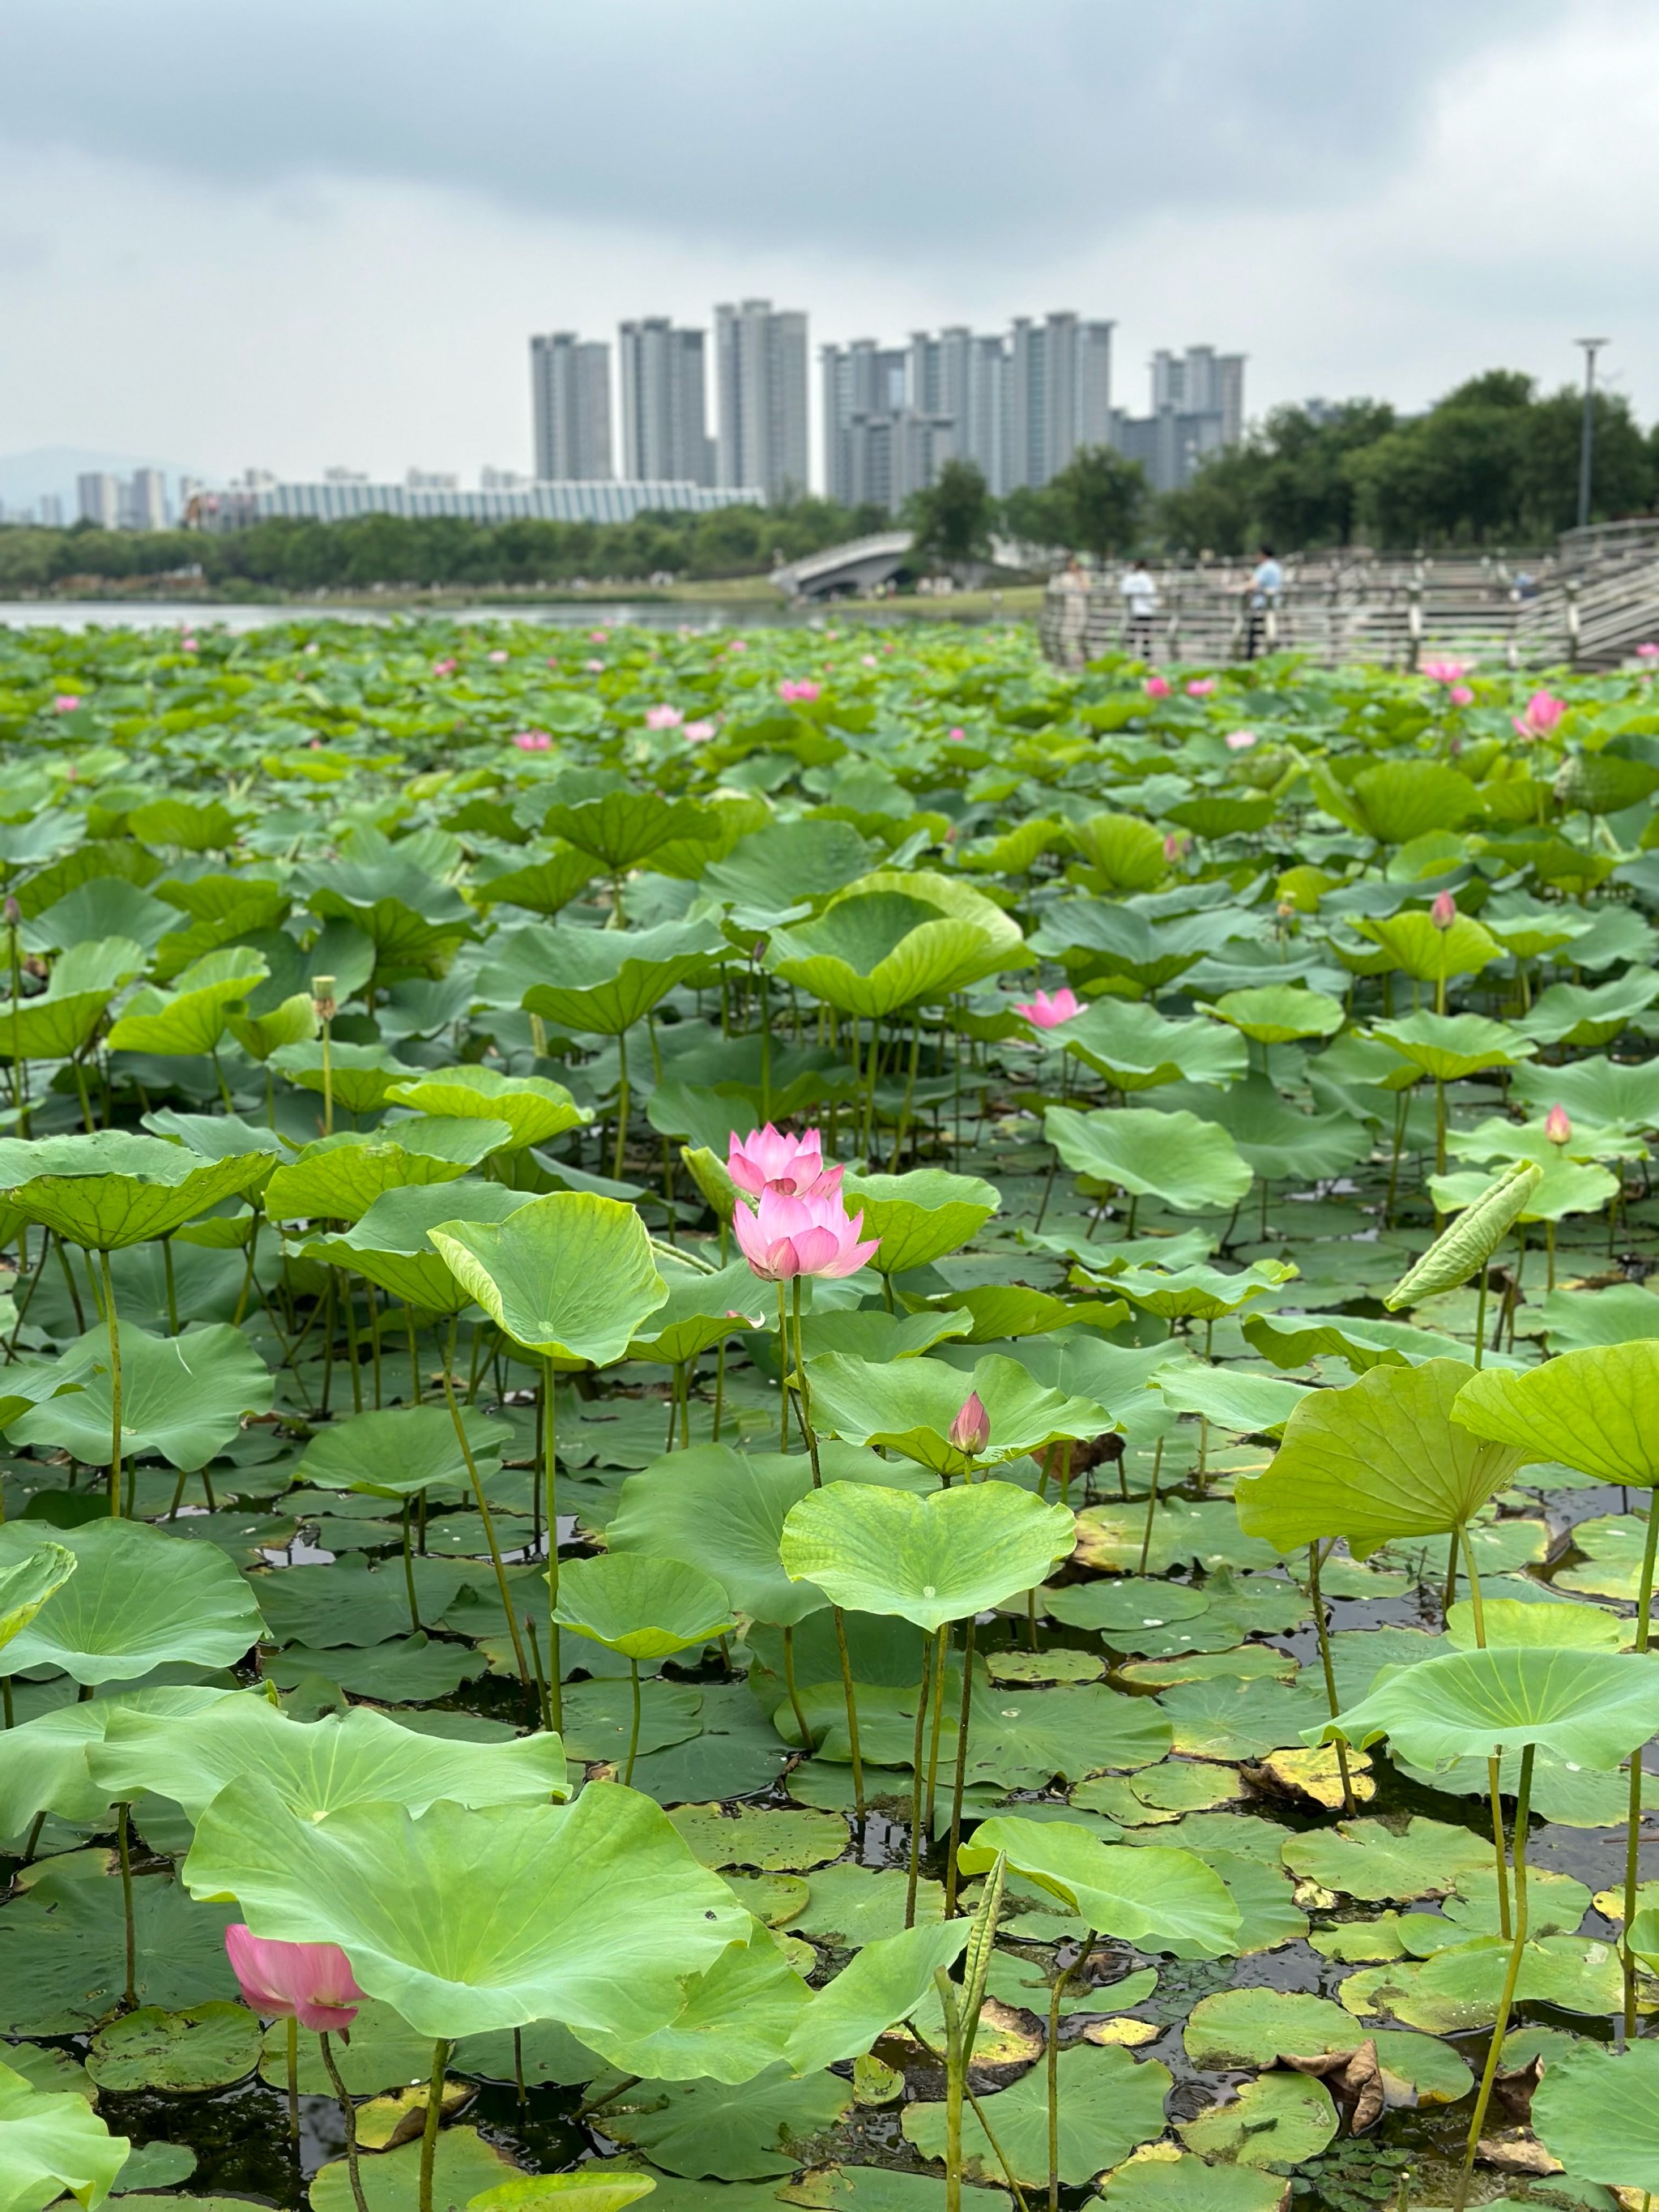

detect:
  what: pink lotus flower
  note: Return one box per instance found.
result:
[181,635,199,651]
[727,639,748,654]
[1016,987,1084,1029]
[514,731,552,751]
[728,1124,834,1200]
[1186,677,1216,697]
[431,658,457,678]
[732,1183,878,1283]
[1163,833,1188,861]
[948,1391,990,1455]
[779,678,821,703]
[645,705,684,730]
[1544,1104,1573,1147]
[52,694,80,713]
[590,629,610,643]
[1638,643,1659,660]
[546,656,560,669]
[225,1925,365,2033]
[947,725,966,742]
[1144,676,1171,698]
[684,719,716,742]
[862,654,877,668]
[1422,658,1473,684]
[884,641,896,653]
[1450,684,1474,707]
[586,658,604,673]
[1225,730,1256,752]
[1430,890,1457,929]
[1512,691,1566,741]
[488,649,510,664]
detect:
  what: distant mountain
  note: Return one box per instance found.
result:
[0,446,206,517]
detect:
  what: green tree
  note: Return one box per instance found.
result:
[906,459,995,570]
[1042,446,1147,558]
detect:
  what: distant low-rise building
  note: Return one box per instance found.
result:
[188,477,763,532]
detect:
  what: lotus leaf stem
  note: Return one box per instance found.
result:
[1457,1526,1511,1937]
[400,1498,421,1634]
[924,1622,949,1837]
[612,1025,630,1181]
[1047,1935,1089,2212]
[318,2029,367,2212]
[440,1364,529,1692]
[99,1249,122,1518]
[908,2001,1030,2212]
[781,1625,812,1755]
[403,1300,420,1404]
[161,1236,177,1335]
[1137,1434,1165,1576]
[945,1615,978,1914]
[116,1798,136,2008]
[1307,1543,1357,1817]
[525,1616,552,1733]
[831,1604,866,1819]
[624,1656,642,1785]
[544,1354,563,1732]
[906,1629,936,1928]
[417,2038,451,2212]
[284,2015,299,2142]
[1623,1493,1659,2035]
[1456,1741,1534,2209]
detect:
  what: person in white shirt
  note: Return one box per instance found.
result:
[1120,558,1158,660]
[1244,545,1282,660]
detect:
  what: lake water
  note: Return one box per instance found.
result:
[0,598,1007,634]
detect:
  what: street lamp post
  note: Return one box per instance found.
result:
[1576,338,1608,532]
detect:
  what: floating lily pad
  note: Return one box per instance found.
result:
[668,1804,849,1872]
[902,2041,1172,2188]
[1179,2070,1339,2167]
[595,2066,853,2181]
[87,2001,262,2093]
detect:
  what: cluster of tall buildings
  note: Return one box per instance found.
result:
[75,469,181,529]
[532,310,1244,515]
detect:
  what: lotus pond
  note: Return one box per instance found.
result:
[9,621,1659,2212]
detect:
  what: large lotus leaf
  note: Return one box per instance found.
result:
[1098,2152,1287,2212]
[104,946,269,1056]
[382,1065,591,1149]
[1044,1105,1252,1212]
[252,1555,467,1649]
[1356,910,1499,988]
[554,1555,734,1662]
[1369,1011,1537,1082]
[429,1192,667,1360]
[607,1446,834,1626]
[1233,1360,1527,1557]
[625,1261,770,1365]
[295,1404,515,1499]
[781,1921,970,2076]
[802,1351,1110,1478]
[1031,902,1251,992]
[1167,1077,1371,1184]
[1092,1258,1294,1325]
[473,841,599,917]
[769,871,1025,1016]
[90,1697,567,1822]
[838,1170,999,1275]
[1311,1646,1659,1766]
[1533,2040,1659,2197]
[779,1478,1074,1633]
[902,2042,1171,2189]
[0,1686,232,1838]
[1068,810,1170,893]
[0,1133,270,1249]
[307,893,472,971]
[957,1817,1239,1955]
[0,1522,264,1685]
[1153,1363,1310,1437]
[183,1778,748,2039]
[1510,1050,1659,1127]
[1060,1001,1247,1091]
[1204,985,1345,1045]
[1452,1342,1659,1485]
[521,920,726,1036]
[1241,1309,1471,1373]
[9,1322,275,1471]
[567,1931,809,2086]
[0,2058,129,2212]
[267,1040,411,1117]
[1429,1154,1618,1224]
[264,1124,512,1223]
[1536,1283,1659,1352]
[84,2001,261,2094]
[309,2126,518,2212]
[0,1542,77,1655]
[702,819,876,912]
[1280,1817,1492,1901]
[541,791,719,870]
[0,990,119,1063]
[301,1179,542,1309]
[595,2065,852,2182]
[1518,971,1659,1048]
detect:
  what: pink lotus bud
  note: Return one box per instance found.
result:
[1544,1104,1572,1147]
[684,720,716,742]
[1450,684,1474,707]
[1144,675,1171,699]
[224,1925,365,2032]
[3,897,20,929]
[949,1391,990,1455]
[645,704,684,730]
[1186,677,1216,697]
[1163,833,1188,862]
[1430,891,1456,930]
[51,694,80,713]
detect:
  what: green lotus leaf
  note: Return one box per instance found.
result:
[382,1065,591,1149]
[1098,2152,1288,2212]
[1094,1258,1294,1325]
[8,1322,275,1471]
[311,2127,518,2212]
[1452,1341,1659,1484]
[0,1541,77,1655]
[1241,1309,1469,1373]
[1431,1155,1618,1226]
[1533,2039,1659,2197]
[607,1445,843,1626]
[1166,1077,1371,1185]
[300,1179,542,1309]
[1368,1010,1537,1083]
[1043,1105,1252,1213]
[1067,810,1170,894]
[1510,1051,1659,1127]
[1357,911,1498,987]
[567,1930,809,2086]
[625,1261,770,1364]
[182,1777,748,2039]
[838,1169,999,1275]
[473,842,600,916]
[264,1124,513,1223]
[1517,971,1659,1049]
[0,1132,271,1249]
[1203,984,1345,1045]
[0,1520,262,1685]
[467,2176,655,2212]
[85,2002,262,2095]
[779,1478,1075,1633]
[1280,1817,1492,1901]
[0,980,124,1063]
[267,1041,412,1117]
[540,791,719,871]
[1153,1363,1310,1437]
[1031,901,1251,993]
[768,870,1025,1018]
[898,1286,1118,1346]
[553,1555,735,1661]
[957,1815,1239,1955]
[294,1404,514,1498]
[1310,1646,1659,1766]
[902,2042,1171,2189]
[0,1687,232,1835]
[521,920,726,1036]
[593,2065,852,2182]
[1235,1359,1526,1557]
[1384,1163,1543,1306]
[224,991,318,1063]
[1059,1000,1247,1092]
[668,1803,848,1872]
[1445,1595,1621,1651]
[1178,2070,1337,2168]
[0,2057,129,2212]
[90,1696,567,1822]
[802,1350,1110,1478]
[428,1191,667,1360]
[781,1921,970,2076]
[104,946,269,1057]
[702,818,876,912]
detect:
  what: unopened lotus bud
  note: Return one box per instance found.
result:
[2,896,19,929]
[1544,1104,1572,1148]
[311,973,337,1023]
[1430,891,1456,931]
[949,1391,990,1456]
[1276,900,1295,922]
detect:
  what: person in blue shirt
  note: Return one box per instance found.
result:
[1243,544,1282,660]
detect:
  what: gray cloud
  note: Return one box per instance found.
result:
[0,0,1564,262]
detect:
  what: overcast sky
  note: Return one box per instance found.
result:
[0,0,1651,490]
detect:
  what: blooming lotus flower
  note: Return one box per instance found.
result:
[1225,729,1256,751]
[225,1925,364,2032]
[949,1391,990,1455]
[590,629,610,643]
[1513,691,1566,741]
[1544,1104,1573,1147]
[1016,988,1084,1029]
[779,678,821,703]
[727,639,748,654]
[488,649,510,664]
[52,694,80,712]
[431,658,457,677]
[585,658,604,673]
[1144,675,1171,698]
[513,731,552,752]
[1430,890,1457,929]
[1449,684,1474,707]
[1422,658,1473,684]
[947,725,966,741]
[1638,643,1659,660]
[728,1124,832,1199]
[1186,677,1216,697]
[732,1183,878,1283]
[684,719,715,742]
[181,635,198,651]
[645,704,684,730]
[862,653,877,667]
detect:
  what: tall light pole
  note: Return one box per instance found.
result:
[1576,337,1608,532]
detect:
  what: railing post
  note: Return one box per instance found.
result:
[1405,582,1423,672]
[1566,578,1581,668]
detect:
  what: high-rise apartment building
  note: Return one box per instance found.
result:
[37,493,65,530]
[1006,314,1114,489]
[822,339,954,514]
[530,333,613,481]
[714,301,808,504]
[619,320,714,487]
[1118,344,1247,492]
[77,472,120,527]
